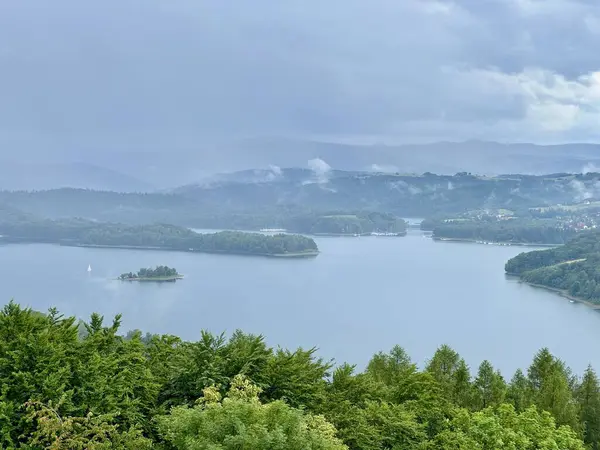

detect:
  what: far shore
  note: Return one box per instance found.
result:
[433,236,558,247]
[189,227,406,238]
[60,243,320,258]
[310,232,406,237]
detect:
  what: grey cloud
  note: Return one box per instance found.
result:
[1,0,600,157]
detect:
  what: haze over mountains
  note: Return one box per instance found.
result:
[3,1,600,192]
[3,138,600,192]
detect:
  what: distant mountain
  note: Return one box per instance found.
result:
[106,139,600,187]
[213,138,600,175]
[7,139,600,190]
[0,161,154,192]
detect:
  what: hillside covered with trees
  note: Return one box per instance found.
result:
[0,301,595,448]
[2,171,600,227]
[506,230,600,302]
[432,218,576,244]
[286,211,407,236]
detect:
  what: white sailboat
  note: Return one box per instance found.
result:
[87,264,92,273]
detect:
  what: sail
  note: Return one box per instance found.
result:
[87,264,92,272]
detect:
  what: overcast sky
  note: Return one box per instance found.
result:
[1,0,600,155]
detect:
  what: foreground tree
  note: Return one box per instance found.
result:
[506,368,530,412]
[527,348,579,429]
[0,302,590,449]
[423,404,585,450]
[25,401,152,450]
[577,365,600,449]
[473,360,506,409]
[158,375,347,450]
[426,345,472,407]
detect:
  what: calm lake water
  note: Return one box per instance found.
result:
[2,231,600,376]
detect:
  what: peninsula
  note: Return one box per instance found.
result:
[505,230,600,304]
[119,266,182,282]
[285,212,407,237]
[427,214,575,246]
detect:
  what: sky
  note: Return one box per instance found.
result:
[1,0,600,157]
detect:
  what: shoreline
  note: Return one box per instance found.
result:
[432,237,558,247]
[1,236,320,259]
[309,232,406,237]
[511,277,600,310]
[61,243,320,258]
[118,275,184,282]
[191,227,406,238]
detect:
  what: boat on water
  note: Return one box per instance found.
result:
[87,264,92,272]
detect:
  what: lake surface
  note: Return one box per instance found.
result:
[2,231,600,376]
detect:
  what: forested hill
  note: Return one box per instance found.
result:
[0,301,593,448]
[3,171,600,224]
[432,218,576,244]
[0,212,318,257]
[286,211,407,235]
[505,230,600,302]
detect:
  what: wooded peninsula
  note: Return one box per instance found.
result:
[506,230,600,303]
[431,218,576,245]
[0,301,595,449]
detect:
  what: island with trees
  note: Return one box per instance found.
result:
[0,210,319,258]
[0,300,595,449]
[505,230,600,303]
[118,266,182,282]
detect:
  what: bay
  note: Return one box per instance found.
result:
[1,230,599,375]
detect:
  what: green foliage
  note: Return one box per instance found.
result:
[506,369,529,412]
[320,364,427,449]
[577,365,600,449]
[526,348,579,430]
[25,401,153,450]
[473,360,506,410]
[157,375,347,450]
[0,302,594,448]
[260,347,331,409]
[426,345,472,407]
[423,404,585,450]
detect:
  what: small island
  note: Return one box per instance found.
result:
[118,266,183,282]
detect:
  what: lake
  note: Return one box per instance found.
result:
[2,230,600,377]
